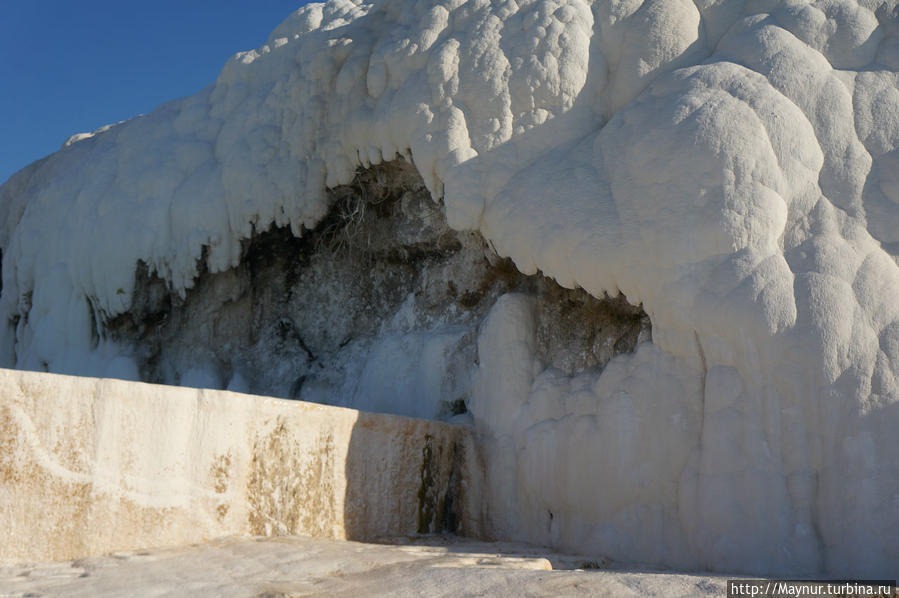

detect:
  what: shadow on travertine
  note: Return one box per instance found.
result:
[341,409,482,542]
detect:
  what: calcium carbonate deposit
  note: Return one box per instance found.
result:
[2,0,898,578]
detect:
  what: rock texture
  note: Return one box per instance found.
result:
[2,0,899,577]
[105,159,649,419]
[0,368,480,562]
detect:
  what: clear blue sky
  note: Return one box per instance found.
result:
[0,1,309,185]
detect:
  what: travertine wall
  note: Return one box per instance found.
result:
[0,369,482,562]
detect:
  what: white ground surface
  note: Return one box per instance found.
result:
[0,535,727,597]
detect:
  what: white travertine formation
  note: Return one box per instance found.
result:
[2,0,898,576]
[0,368,478,562]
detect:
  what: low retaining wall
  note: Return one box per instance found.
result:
[0,369,482,562]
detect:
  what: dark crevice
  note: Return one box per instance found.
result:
[105,158,650,405]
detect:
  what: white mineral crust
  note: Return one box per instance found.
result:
[2,0,898,577]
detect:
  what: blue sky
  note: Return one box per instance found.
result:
[0,1,309,184]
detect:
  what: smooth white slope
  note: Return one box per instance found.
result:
[2,0,898,576]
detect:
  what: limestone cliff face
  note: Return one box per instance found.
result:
[2,0,899,577]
